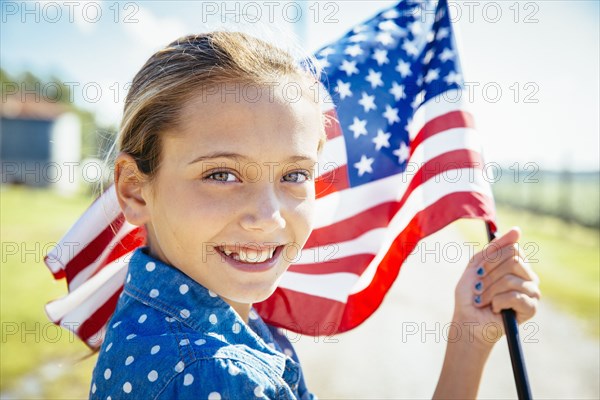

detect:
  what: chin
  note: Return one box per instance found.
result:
[227,283,278,305]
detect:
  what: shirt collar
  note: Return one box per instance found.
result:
[124,247,284,357]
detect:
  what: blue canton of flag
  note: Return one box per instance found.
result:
[316,0,463,187]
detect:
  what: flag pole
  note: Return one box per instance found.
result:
[485,221,532,400]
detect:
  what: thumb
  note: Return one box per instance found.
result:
[469,226,522,268]
[489,226,521,249]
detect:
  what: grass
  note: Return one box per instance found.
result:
[1,186,98,398]
[1,187,598,397]
[456,205,600,336]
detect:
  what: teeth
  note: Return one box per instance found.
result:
[220,246,277,264]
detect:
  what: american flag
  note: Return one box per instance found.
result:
[44,0,495,348]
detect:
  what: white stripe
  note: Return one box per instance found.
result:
[409,89,472,140]
[45,256,128,324]
[280,168,492,300]
[45,185,121,274]
[68,221,137,290]
[313,127,482,228]
[279,272,358,303]
[297,228,386,264]
[316,136,347,177]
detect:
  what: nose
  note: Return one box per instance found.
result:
[239,185,286,233]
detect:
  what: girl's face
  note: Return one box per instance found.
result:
[138,83,323,314]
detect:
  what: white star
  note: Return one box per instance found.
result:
[439,48,455,62]
[354,155,375,177]
[348,117,368,139]
[316,58,330,69]
[408,20,422,36]
[372,129,391,151]
[396,60,412,78]
[411,90,425,109]
[349,33,368,43]
[372,49,389,66]
[444,71,463,85]
[376,31,394,46]
[389,81,406,101]
[402,39,419,57]
[411,5,423,19]
[426,31,435,44]
[344,44,364,57]
[437,27,450,40]
[378,20,400,32]
[318,47,335,57]
[423,49,435,65]
[353,25,368,33]
[365,69,384,89]
[382,8,400,19]
[424,68,440,83]
[358,92,377,112]
[340,59,359,76]
[383,105,400,125]
[335,80,352,100]
[393,142,410,164]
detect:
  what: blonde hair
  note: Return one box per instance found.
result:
[117,31,327,180]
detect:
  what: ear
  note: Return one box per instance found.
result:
[114,152,151,226]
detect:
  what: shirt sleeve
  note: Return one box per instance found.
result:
[154,357,281,400]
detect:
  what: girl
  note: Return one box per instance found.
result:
[90,32,540,399]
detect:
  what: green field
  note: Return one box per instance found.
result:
[1,186,598,397]
[1,186,97,398]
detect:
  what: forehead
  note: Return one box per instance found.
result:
[164,81,324,162]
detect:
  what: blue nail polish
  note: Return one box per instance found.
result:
[475,281,483,291]
[476,266,485,276]
[474,295,481,305]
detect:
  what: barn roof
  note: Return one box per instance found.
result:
[0,93,69,121]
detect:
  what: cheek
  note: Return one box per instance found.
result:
[289,196,316,245]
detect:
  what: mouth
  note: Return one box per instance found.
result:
[215,244,284,268]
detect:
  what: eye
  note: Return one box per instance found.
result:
[205,171,238,182]
[282,171,311,183]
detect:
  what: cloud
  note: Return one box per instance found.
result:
[122,5,189,52]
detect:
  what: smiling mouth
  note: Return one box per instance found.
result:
[215,245,283,264]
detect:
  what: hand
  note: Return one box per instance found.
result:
[453,227,541,349]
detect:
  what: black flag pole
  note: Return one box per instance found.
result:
[486,221,532,400]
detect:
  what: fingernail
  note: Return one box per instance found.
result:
[475,281,483,291]
[476,266,485,276]
[474,295,481,305]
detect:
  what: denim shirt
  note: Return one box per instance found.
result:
[90,248,315,399]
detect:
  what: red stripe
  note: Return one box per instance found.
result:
[324,109,342,139]
[68,227,146,290]
[255,287,346,334]
[315,164,350,199]
[288,253,375,275]
[45,255,66,280]
[410,110,475,156]
[77,285,124,345]
[65,215,125,285]
[256,192,495,334]
[306,149,484,248]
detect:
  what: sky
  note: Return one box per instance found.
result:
[1,0,599,171]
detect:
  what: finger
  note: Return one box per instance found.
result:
[474,275,541,307]
[479,254,538,290]
[468,226,521,269]
[490,291,539,323]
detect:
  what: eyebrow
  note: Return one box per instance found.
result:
[187,152,317,165]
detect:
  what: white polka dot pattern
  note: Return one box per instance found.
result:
[89,248,309,399]
[183,373,194,386]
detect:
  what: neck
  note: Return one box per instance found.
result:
[222,298,252,323]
